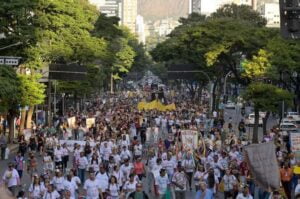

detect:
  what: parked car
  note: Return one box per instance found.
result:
[245,112,266,127]
[281,117,300,128]
[279,123,299,136]
[287,112,300,120]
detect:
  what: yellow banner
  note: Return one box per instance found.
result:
[137,100,176,112]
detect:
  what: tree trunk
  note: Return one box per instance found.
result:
[26,106,34,129]
[212,80,219,112]
[19,108,27,135]
[7,111,15,144]
[262,111,270,136]
[252,107,259,144]
[110,73,114,94]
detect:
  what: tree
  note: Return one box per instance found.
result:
[243,83,293,143]
[266,36,300,112]
[211,3,267,27]
[0,66,21,142]
[18,74,45,130]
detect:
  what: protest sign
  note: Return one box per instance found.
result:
[86,118,95,129]
[59,140,96,151]
[181,130,198,149]
[67,117,76,128]
[244,142,280,191]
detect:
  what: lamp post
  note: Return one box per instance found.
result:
[223,71,233,103]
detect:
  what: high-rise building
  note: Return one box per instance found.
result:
[136,15,146,43]
[189,0,202,14]
[100,0,122,17]
[122,0,138,33]
[258,2,280,27]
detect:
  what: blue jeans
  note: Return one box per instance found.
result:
[78,168,86,183]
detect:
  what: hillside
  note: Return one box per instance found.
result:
[138,0,189,21]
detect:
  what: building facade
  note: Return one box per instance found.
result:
[258,2,280,27]
[122,0,138,33]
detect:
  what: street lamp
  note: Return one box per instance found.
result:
[223,71,233,103]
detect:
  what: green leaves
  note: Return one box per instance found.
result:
[242,49,272,79]
[243,82,293,112]
[18,74,46,106]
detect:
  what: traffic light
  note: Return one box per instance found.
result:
[280,0,300,39]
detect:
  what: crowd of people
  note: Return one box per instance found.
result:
[0,91,300,199]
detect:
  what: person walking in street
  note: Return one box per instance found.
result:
[0,133,7,160]
[128,183,149,199]
[172,164,188,199]
[14,152,25,179]
[2,162,20,196]
[155,168,169,199]
[195,182,213,199]
[280,162,293,199]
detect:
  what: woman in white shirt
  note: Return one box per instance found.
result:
[107,176,120,199]
[29,176,46,199]
[194,165,205,191]
[89,153,101,173]
[123,173,137,196]
[51,170,64,193]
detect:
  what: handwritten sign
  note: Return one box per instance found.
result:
[86,118,95,129]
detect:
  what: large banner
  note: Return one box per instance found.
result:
[59,140,96,151]
[67,117,76,128]
[137,100,176,112]
[181,130,198,149]
[86,118,95,129]
[244,142,280,191]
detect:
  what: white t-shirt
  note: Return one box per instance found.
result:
[42,190,60,199]
[63,180,77,198]
[96,172,109,190]
[77,156,88,169]
[54,148,63,162]
[2,169,19,187]
[51,176,64,191]
[29,184,46,199]
[155,175,169,195]
[71,176,81,186]
[162,159,176,174]
[236,193,253,199]
[84,179,101,199]
[120,164,133,180]
[124,181,137,193]
[108,183,119,197]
